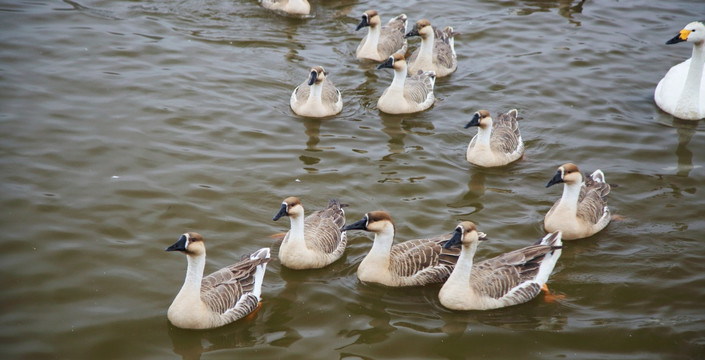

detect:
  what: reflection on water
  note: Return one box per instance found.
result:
[167,320,259,360]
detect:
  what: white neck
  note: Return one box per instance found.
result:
[418,30,435,61]
[446,241,478,288]
[475,119,493,146]
[363,225,395,264]
[390,65,407,90]
[366,24,381,50]
[559,179,582,215]
[308,82,323,103]
[176,252,206,303]
[287,213,306,244]
[679,41,704,112]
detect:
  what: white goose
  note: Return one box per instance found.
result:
[355,10,408,62]
[290,66,343,118]
[655,21,705,120]
[405,19,458,78]
[376,53,436,114]
[439,222,562,311]
[166,232,271,329]
[544,163,611,240]
[273,197,348,269]
[342,211,461,287]
[260,0,310,16]
[464,109,524,167]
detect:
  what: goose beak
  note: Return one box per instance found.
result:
[308,71,318,86]
[355,16,369,31]
[546,171,564,188]
[464,113,481,128]
[273,204,288,221]
[377,57,394,70]
[443,228,463,249]
[343,218,367,231]
[166,234,188,252]
[666,29,689,44]
[405,28,419,38]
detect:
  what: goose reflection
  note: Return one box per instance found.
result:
[673,119,698,177]
[167,318,261,360]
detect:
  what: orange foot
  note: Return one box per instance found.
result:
[269,232,287,242]
[541,284,565,303]
[244,302,263,321]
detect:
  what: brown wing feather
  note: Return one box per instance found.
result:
[404,71,434,104]
[379,15,407,57]
[577,173,611,225]
[491,110,522,154]
[303,199,346,254]
[321,79,341,106]
[200,254,270,316]
[389,233,461,283]
[293,80,310,102]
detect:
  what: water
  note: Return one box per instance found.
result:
[1,0,704,359]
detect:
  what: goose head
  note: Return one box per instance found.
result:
[343,210,395,234]
[307,66,327,86]
[666,21,705,46]
[546,163,582,188]
[273,196,304,221]
[464,110,492,129]
[166,232,206,256]
[443,221,487,249]
[377,53,406,71]
[405,19,433,39]
[356,10,380,31]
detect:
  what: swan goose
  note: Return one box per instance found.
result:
[376,53,436,114]
[260,0,310,16]
[273,197,348,269]
[464,109,524,167]
[654,21,705,120]
[342,211,461,287]
[355,10,408,62]
[290,66,343,118]
[439,222,562,311]
[405,19,458,78]
[166,232,271,329]
[544,163,611,240]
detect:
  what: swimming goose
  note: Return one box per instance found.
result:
[376,53,436,114]
[439,222,562,311]
[342,211,461,287]
[290,66,343,118]
[544,163,611,240]
[273,197,348,269]
[166,232,271,329]
[654,21,705,120]
[355,10,408,62]
[260,0,310,16]
[464,109,524,167]
[405,19,458,78]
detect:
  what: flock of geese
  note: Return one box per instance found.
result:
[164,3,705,330]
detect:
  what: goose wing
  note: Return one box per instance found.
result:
[432,28,456,69]
[404,71,435,105]
[304,199,346,254]
[491,110,522,154]
[291,81,310,106]
[379,14,408,57]
[389,234,460,282]
[321,79,342,109]
[577,173,610,225]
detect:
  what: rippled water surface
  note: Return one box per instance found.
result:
[1,0,704,359]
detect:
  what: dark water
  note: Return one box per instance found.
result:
[1,0,704,359]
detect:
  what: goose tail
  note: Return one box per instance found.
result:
[250,247,271,300]
[534,231,562,286]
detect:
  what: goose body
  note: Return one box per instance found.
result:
[544,163,611,240]
[290,66,343,118]
[273,197,348,269]
[464,109,524,167]
[655,21,705,120]
[260,0,310,16]
[343,211,461,287]
[166,233,271,329]
[376,53,436,114]
[439,222,562,311]
[355,10,408,62]
[405,20,458,78]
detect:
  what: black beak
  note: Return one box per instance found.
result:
[308,71,318,86]
[443,228,463,249]
[405,28,419,38]
[343,217,367,231]
[666,33,685,45]
[273,204,288,221]
[355,16,369,31]
[377,57,394,70]
[546,171,564,188]
[464,113,480,129]
[166,234,188,252]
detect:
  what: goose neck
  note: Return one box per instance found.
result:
[447,241,478,285]
[390,66,407,90]
[182,252,206,296]
[308,82,323,102]
[419,30,435,60]
[559,180,582,214]
[288,213,306,242]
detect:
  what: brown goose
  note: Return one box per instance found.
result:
[544,163,611,240]
[355,10,408,62]
[464,109,524,167]
[273,197,347,269]
[166,232,271,329]
[290,66,343,118]
[439,222,562,310]
[343,211,461,287]
[405,19,458,77]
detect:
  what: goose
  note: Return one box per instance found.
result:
[544,163,611,240]
[273,197,348,269]
[654,21,705,120]
[376,53,436,114]
[290,66,343,118]
[260,0,310,16]
[464,109,524,167]
[342,211,461,287]
[405,19,458,78]
[439,222,562,311]
[355,10,408,62]
[166,232,271,329]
